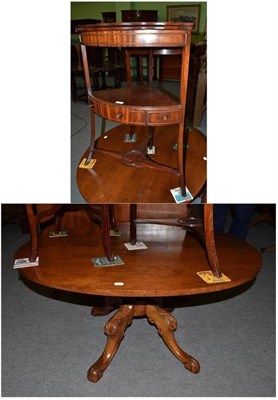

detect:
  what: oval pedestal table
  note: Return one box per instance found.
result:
[15,222,262,382]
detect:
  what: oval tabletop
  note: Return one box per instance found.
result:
[15,223,262,298]
[77,125,207,203]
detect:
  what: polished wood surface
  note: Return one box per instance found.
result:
[89,86,181,124]
[77,22,192,48]
[77,125,206,203]
[130,204,222,278]
[16,222,262,297]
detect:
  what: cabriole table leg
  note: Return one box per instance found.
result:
[87,305,134,382]
[146,305,200,374]
[88,303,200,382]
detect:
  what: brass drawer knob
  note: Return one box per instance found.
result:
[163,115,168,120]
[116,113,122,118]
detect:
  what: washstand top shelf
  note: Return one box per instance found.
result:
[76,22,193,48]
[76,22,193,126]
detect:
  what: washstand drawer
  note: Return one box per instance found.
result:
[100,104,145,125]
[147,110,181,125]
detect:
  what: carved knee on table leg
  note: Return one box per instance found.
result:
[146,305,200,374]
[87,305,134,382]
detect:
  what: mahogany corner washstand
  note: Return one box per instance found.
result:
[15,205,262,382]
[77,22,193,198]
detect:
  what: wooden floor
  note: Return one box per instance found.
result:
[76,125,207,203]
[16,222,262,298]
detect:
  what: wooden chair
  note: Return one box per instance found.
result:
[121,9,158,85]
[71,45,123,103]
[25,205,119,263]
[129,203,222,278]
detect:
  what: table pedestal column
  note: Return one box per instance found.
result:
[88,304,200,382]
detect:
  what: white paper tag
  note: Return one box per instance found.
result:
[124,241,148,251]
[147,146,155,154]
[13,257,39,268]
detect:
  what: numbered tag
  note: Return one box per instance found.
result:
[79,158,97,169]
[92,256,125,267]
[49,230,68,238]
[124,133,137,143]
[170,187,193,204]
[124,242,148,251]
[197,271,231,284]
[13,257,39,268]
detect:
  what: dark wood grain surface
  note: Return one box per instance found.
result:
[77,125,207,203]
[77,22,192,48]
[16,222,262,297]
